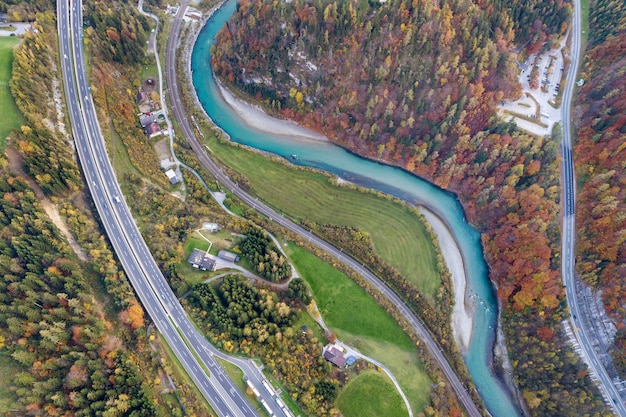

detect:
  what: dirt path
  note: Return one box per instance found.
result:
[6,147,89,262]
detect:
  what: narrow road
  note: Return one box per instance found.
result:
[560,0,626,414]
[166,3,483,417]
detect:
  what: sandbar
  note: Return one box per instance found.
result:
[214,78,475,351]
[216,79,327,142]
[420,208,474,351]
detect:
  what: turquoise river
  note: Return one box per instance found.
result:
[191,1,521,416]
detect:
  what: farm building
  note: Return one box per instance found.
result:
[187,249,216,271]
[217,250,240,262]
[323,345,346,368]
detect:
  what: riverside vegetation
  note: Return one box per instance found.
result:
[209,0,610,414]
[177,69,476,417]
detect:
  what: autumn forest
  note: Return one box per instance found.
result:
[210,0,620,414]
[574,0,626,379]
[0,0,624,415]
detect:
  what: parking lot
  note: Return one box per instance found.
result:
[499,37,567,136]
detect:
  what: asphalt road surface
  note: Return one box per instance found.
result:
[58,1,266,416]
[560,0,626,414]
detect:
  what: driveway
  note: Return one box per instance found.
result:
[0,22,31,36]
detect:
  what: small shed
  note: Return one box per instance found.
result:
[165,169,179,185]
[323,346,346,368]
[217,250,240,263]
[202,222,221,233]
[137,90,148,104]
[345,355,357,366]
[188,249,216,271]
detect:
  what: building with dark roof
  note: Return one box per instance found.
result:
[139,112,157,127]
[137,90,148,104]
[323,345,346,368]
[145,122,163,138]
[217,250,240,263]
[188,249,216,271]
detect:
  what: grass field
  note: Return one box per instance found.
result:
[184,235,213,255]
[0,36,23,150]
[109,116,142,183]
[141,63,158,81]
[208,136,441,297]
[286,243,431,413]
[337,370,408,417]
[580,0,590,47]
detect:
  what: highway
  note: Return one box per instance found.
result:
[560,0,626,415]
[166,2,483,416]
[58,1,268,416]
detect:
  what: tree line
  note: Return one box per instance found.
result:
[239,227,291,282]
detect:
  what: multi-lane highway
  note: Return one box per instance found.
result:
[57,1,269,416]
[166,2,483,416]
[560,0,626,415]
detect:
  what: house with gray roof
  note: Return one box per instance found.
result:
[188,249,216,271]
[217,250,240,263]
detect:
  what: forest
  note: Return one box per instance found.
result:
[209,0,611,414]
[0,163,159,415]
[239,227,291,282]
[9,12,81,195]
[0,2,215,415]
[573,0,626,377]
[186,275,341,415]
[0,0,50,21]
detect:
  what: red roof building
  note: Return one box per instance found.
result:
[323,345,346,368]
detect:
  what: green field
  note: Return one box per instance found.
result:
[0,36,23,149]
[286,243,431,413]
[109,117,142,183]
[141,63,158,81]
[337,370,408,417]
[184,235,213,255]
[208,136,441,297]
[580,0,590,47]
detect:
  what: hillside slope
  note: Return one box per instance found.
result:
[208,0,610,415]
[574,0,626,378]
